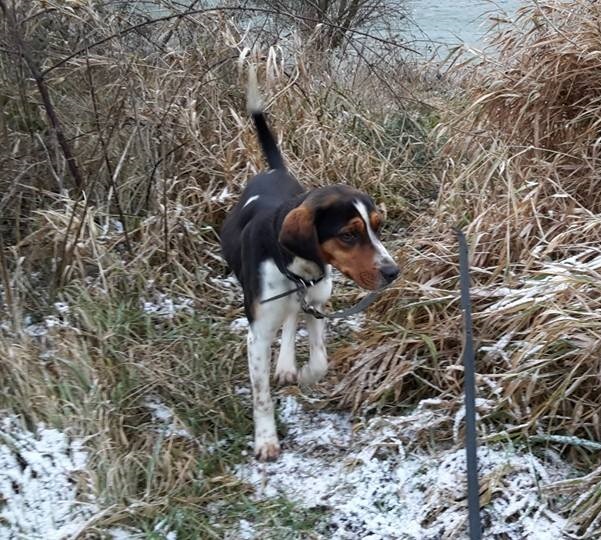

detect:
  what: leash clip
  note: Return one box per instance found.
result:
[297,285,326,319]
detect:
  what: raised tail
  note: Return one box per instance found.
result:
[246,65,286,171]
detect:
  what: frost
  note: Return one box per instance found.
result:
[108,527,144,539]
[0,417,95,539]
[53,302,70,314]
[235,396,575,539]
[480,251,601,316]
[144,396,191,439]
[209,275,239,289]
[211,186,232,203]
[237,519,256,539]
[329,313,365,333]
[141,293,194,318]
[230,317,249,333]
[278,395,352,450]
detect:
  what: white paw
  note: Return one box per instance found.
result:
[275,368,298,385]
[299,363,328,385]
[254,437,281,461]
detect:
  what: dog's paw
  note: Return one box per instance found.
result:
[254,438,281,461]
[299,363,328,385]
[275,368,298,385]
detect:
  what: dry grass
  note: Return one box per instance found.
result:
[332,1,601,536]
[0,0,431,535]
[3,0,601,536]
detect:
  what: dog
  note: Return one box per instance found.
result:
[220,67,399,461]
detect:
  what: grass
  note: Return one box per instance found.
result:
[0,280,246,530]
[1,0,601,537]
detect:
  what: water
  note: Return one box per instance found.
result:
[407,0,522,53]
[140,0,523,55]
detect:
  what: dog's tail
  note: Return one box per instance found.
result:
[246,65,286,171]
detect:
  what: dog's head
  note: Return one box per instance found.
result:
[279,185,399,290]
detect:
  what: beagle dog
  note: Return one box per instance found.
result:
[220,69,399,460]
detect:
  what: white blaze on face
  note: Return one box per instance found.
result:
[353,200,395,266]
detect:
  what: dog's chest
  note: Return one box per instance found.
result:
[258,259,332,312]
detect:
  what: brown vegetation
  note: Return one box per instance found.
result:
[2,0,601,536]
[333,2,601,535]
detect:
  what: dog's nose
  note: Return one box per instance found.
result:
[380,264,400,284]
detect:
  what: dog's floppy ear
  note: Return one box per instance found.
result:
[279,205,322,263]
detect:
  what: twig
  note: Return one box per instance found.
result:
[0,233,17,333]
[42,5,418,76]
[529,434,601,452]
[85,53,133,255]
[0,0,85,192]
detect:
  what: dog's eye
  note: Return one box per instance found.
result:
[339,231,358,244]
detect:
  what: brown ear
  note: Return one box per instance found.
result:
[279,206,321,262]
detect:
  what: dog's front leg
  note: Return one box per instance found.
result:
[275,312,298,384]
[247,327,280,461]
[300,314,328,385]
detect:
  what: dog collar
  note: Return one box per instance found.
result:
[283,269,324,289]
[259,270,325,305]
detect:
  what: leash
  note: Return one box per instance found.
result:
[455,227,482,540]
[299,283,391,320]
[259,271,393,319]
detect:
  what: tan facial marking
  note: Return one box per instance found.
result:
[370,212,382,232]
[340,217,365,235]
[320,239,381,289]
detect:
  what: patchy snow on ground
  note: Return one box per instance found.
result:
[209,275,239,290]
[0,417,95,540]
[229,316,249,333]
[237,518,256,540]
[0,414,179,540]
[141,292,194,319]
[328,312,365,333]
[0,301,75,339]
[107,521,177,540]
[235,396,575,540]
[144,395,191,439]
[211,186,233,204]
[228,312,365,338]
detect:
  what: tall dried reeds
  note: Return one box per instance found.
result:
[0,0,425,299]
[0,1,430,534]
[332,2,601,535]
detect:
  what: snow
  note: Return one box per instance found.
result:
[211,186,232,203]
[230,317,249,333]
[328,313,365,333]
[478,250,601,316]
[20,301,74,337]
[144,396,191,439]
[108,527,151,539]
[234,396,575,539]
[0,417,95,540]
[0,413,179,539]
[238,519,256,539]
[228,312,365,337]
[141,293,194,318]
[99,218,125,241]
[209,275,239,290]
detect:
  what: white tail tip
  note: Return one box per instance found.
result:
[246,64,263,115]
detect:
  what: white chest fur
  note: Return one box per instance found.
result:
[258,259,332,311]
